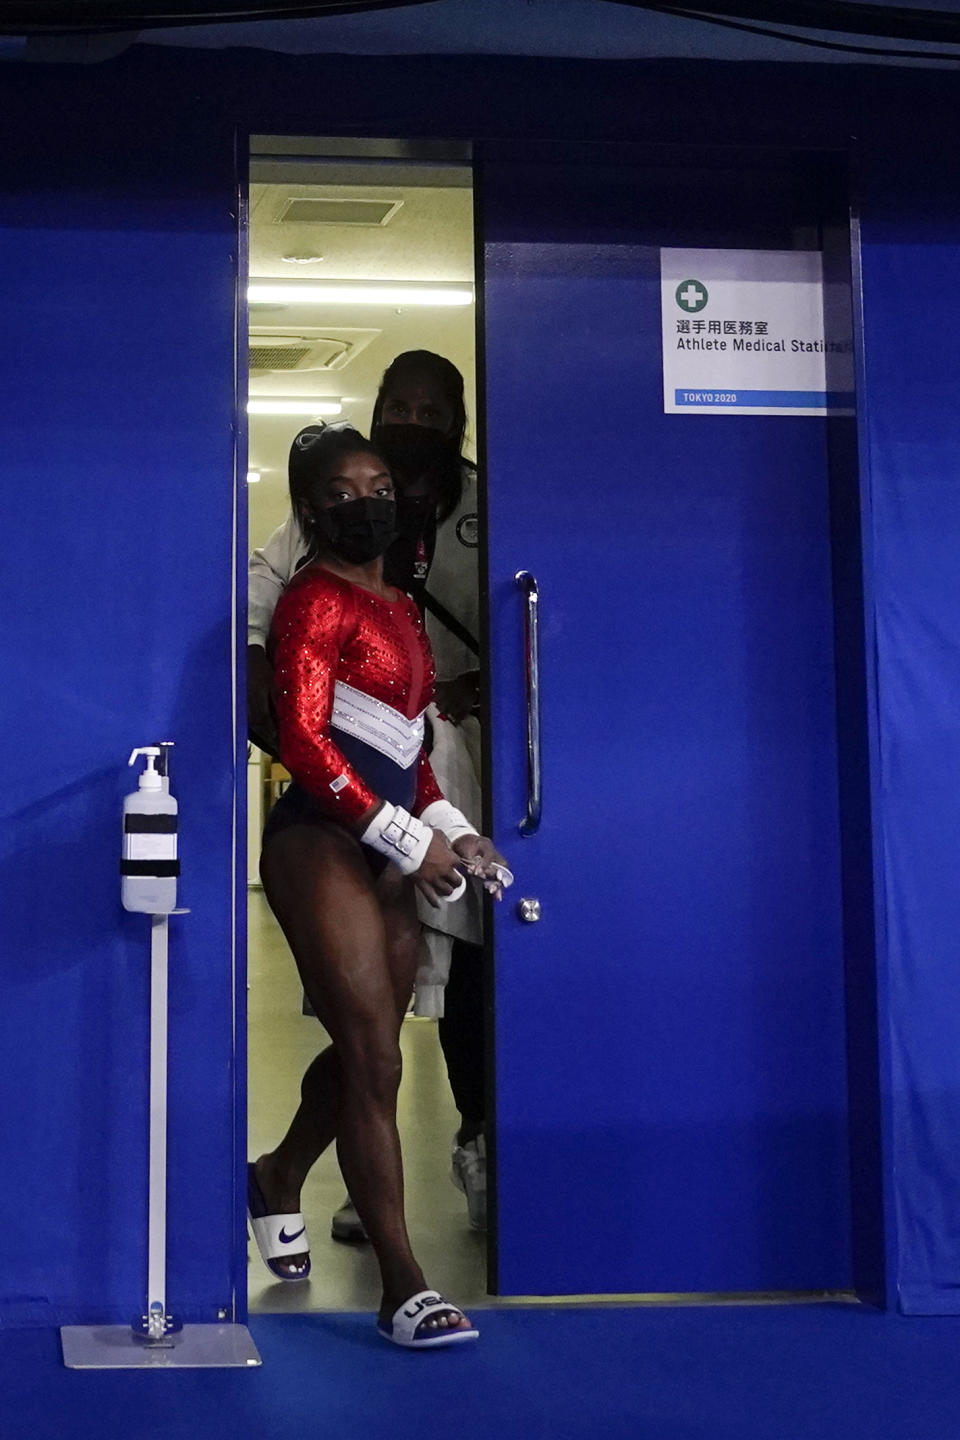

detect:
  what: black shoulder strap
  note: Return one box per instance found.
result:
[422,589,480,658]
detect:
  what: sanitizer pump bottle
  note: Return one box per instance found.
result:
[122,746,179,914]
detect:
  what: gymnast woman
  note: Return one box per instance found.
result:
[246,422,509,1350]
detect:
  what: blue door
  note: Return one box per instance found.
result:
[482,152,854,1296]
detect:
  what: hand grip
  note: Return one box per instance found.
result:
[515,570,541,836]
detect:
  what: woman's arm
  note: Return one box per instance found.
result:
[412,749,445,817]
[271,578,379,827]
[413,741,511,898]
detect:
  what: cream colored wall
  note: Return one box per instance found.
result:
[247,177,476,552]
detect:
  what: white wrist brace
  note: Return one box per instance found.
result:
[419,799,478,845]
[361,803,431,875]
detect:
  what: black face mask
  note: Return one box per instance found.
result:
[311,496,397,564]
[395,490,436,540]
[375,423,457,482]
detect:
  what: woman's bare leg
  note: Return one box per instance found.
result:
[257,855,418,1218]
[258,820,470,1331]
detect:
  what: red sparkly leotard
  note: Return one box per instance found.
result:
[269,565,443,828]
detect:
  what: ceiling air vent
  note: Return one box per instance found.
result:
[278,196,402,227]
[249,334,351,373]
[249,343,311,371]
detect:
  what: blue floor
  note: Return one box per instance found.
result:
[5,1305,960,1440]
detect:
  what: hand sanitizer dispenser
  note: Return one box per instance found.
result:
[61,741,260,1369]
[121,746,179,914]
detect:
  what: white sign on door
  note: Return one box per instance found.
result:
[661,248,855,416]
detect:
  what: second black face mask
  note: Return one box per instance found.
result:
[375,423,456,481]
[312,496,397,564]
[395,491,436,540]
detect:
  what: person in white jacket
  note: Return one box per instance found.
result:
[248,351,489,1235]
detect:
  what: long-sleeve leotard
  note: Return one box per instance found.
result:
[269,565,443,828]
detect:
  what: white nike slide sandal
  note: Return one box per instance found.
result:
[247,1162,311,1282]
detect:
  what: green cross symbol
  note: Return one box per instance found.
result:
[676,279,708,313]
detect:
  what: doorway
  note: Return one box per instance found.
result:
[244,138,485,1314]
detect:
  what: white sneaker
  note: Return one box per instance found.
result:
[451,1134,486,1232]
[330,1195,368,1244]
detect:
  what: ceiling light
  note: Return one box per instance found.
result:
[247,399,343,416]
[281,253,324,264]
[248,282,473,308]
[247,470,261,484]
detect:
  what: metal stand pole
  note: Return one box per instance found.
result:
[143,914,173,1340]
[150,920,168,1310]
[61,911,260,1370]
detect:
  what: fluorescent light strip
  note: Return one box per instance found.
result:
[246,471,261,484]
[248,282,473,308]
[247,399,343,417]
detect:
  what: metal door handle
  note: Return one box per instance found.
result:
[515,570,541,836]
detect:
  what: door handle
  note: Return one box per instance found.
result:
[515,570,541,836]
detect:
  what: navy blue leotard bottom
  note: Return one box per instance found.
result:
[262,730,419,879]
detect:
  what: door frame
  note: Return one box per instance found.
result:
[237,133,490,1306]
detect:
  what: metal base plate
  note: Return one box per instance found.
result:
[60,1323,261,1370]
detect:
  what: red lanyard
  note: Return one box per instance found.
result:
[414,534,429,581]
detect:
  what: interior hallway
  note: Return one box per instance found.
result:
[247,890,487,1314]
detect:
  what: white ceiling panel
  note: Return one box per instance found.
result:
[248,175,476,548]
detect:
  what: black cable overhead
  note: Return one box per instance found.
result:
[0,0,428,33]
[2,0,960,59]
[615,3,960,60]
[617,2,960,43]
